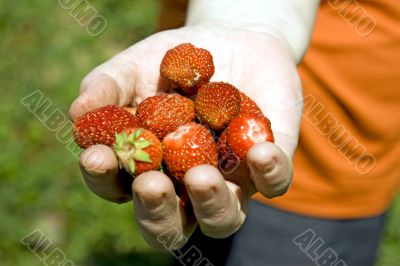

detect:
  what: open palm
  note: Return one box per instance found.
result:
[69,25,302,248]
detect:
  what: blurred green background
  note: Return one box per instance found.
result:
[0,1,399,265]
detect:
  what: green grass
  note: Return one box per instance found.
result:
[0,1,399,265]
[0,1,173,265]
[377,201,400,266]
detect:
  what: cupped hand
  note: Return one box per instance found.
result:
[69,24,302,249]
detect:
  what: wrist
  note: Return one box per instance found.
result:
[186,0,320,64]
[186,0,282,34]
[185,20,297,63]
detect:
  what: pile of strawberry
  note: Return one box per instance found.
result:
[73,43,274,186]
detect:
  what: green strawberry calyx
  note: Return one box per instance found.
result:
[114,129,152,175]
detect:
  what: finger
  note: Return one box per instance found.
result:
[80,144,132,203]
[184,165,246,238]
[246,142,293,199]
[132,171,196,249]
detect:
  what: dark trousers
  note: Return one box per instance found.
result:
[174,200,386,266]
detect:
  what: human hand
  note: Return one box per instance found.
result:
[69,24,302,248]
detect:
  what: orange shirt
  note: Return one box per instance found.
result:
[257,0,400,218]
[159,0,187,31]
[158,0,400,218]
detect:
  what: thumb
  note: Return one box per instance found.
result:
[69,35,167,120]
[69,73,130,120]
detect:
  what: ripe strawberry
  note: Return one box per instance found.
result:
[217,130,241,174]
[160,43,215,95]
[73,105,139,149]
[226,114,274,164]
[217,129,230,158]
[162,122,218,180]
[136,94,195,140]
[239,92,263,116]
[114,128,163,176]
[195,82,241,131]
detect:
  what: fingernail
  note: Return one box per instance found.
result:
[254,160,274,173]
[188,186,216,202]
[81,149,104,175]
[135,192,164,209]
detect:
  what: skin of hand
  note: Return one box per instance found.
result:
[69,24,303,249]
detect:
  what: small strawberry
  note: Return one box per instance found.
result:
[114,128,163,176]
[239,92,263,116]
[226,114,274,164]
[217,130,230,159]
[217,130,241,174]
[160,43,215,95]
[195,82,241,131]
[162,122,218,180]
[136,94,195,139]
[73,105,140,149]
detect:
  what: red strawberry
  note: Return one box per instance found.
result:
[114,128,163,176]
[217,130,241,174]
[217,130,230,158]
[160,43,215,95]
[226,114,274,164]
[239,92,263,116]
[73,105,139,149]
[195,82,241,131]
[136,94,195,139]
[162,122,218,180]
